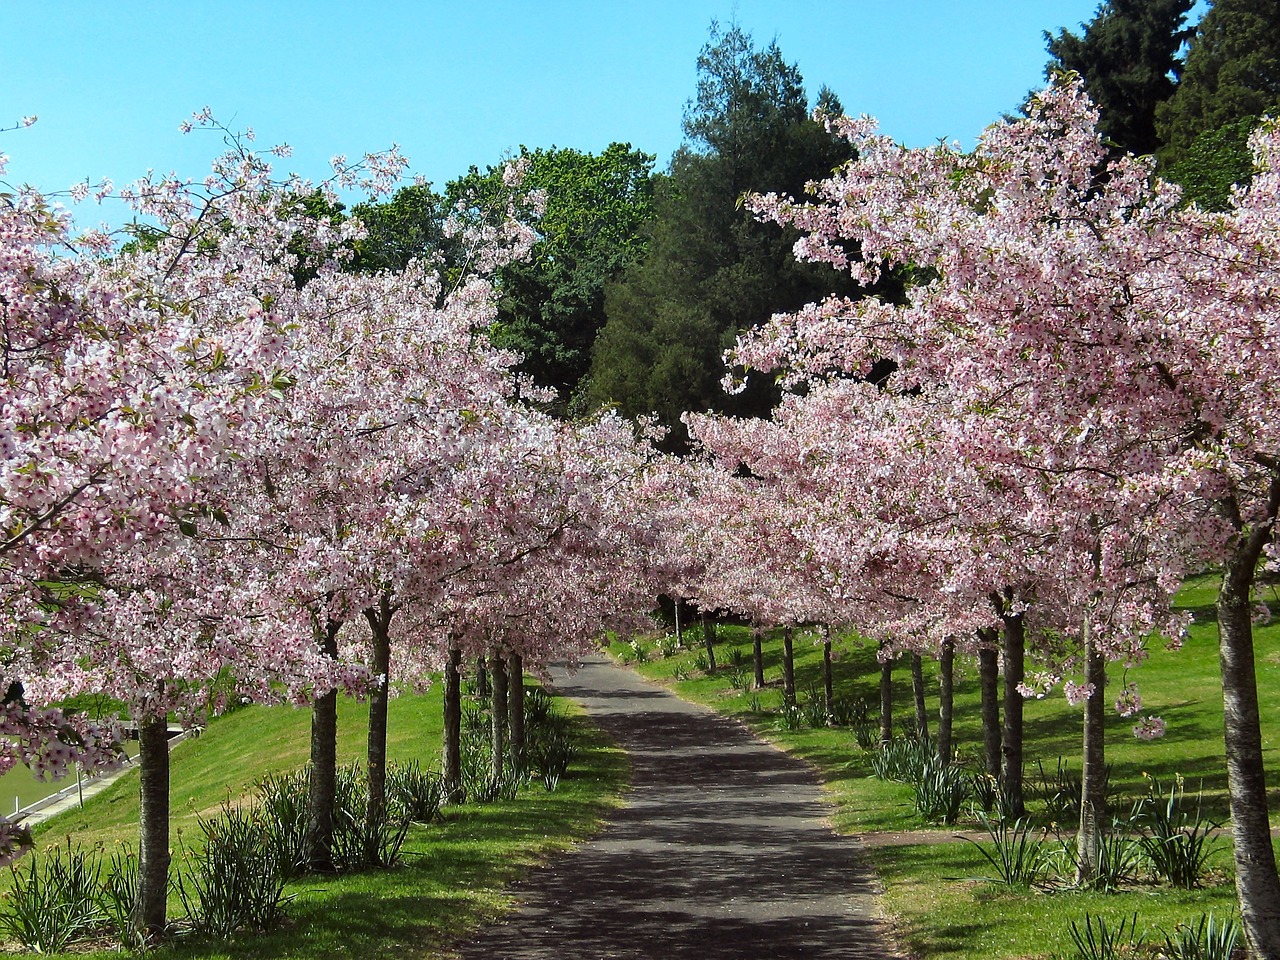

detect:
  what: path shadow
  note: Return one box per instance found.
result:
[454,657,899,960]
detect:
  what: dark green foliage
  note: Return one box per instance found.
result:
[350,183,455,276]
[1045,0,1195,156]
[1163,114,1260,209]
[587,23,859,448]
[352,145,654,413]
[1156,0,1280,158]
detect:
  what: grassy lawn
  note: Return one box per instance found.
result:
[612,575,1280,960]
[1,682,627,960]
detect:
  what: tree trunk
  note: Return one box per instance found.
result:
[305,617,342,872]
[879,646,894,743]
[363,594,394,863]
[136,714,170,940]
[938,639,955,767]
[752,625,765,690]
[507,652,524,768]
[442,645,462,802]
[911,653,929,742]
[701,611,717,672]
[782,627,796,704]
[1076,622,1107,887]
[978,630,1002,780]
[1220,518,1280,959]
[1000,607,1027,818]
[822,626,834,712]
[475,655,490,698]
[490,651,508,787]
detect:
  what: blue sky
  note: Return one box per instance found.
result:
[2,2,1163,227]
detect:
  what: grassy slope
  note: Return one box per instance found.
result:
[614,575,1279,959]
[3,684,626,960]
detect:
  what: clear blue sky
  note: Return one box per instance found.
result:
[1,1,1177,227]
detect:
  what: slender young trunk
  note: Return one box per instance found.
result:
[911,653,929,742]
[879,645,894,743]
[136,714,170,939]
[752,625,765,690]
[978,630,1002,780]
[363,594,394,862]
[1219,499,1280,959]
[1076,623,1107,887]
[782,627,796,704]
[701,611,717,672]
[1000,606,1027,818]
[442,646,462,802]
[507,652,524,768]
[476,656,490,698]
[674,597,683,648]
[822,626,835,712]
[306,616,342,871]
[938,639,955,767]
[490,651,508,787]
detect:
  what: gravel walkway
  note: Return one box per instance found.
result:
[455,656,900,960]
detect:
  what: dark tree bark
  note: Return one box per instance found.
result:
[910,653,929,742]
[1218,483,1280,959]
[1000,604,1027,818]
[701,611,717,672]
[136,713,170,939]
[305,615,342,871]
[978,629,1002,780]
[782,627,796,704]
[363,593,395,862]
[879,645,894,743]
[752,625,765,690]
[442,645,462,801]
[490,650,508,786]
[507,652,524,767]
[822,625,834,712]
[1076,624,1108,886]
[476,655,490,698]
[937,639,955,767]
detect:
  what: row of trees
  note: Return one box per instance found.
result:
[662,81,1280,958]
[0,127,670,938]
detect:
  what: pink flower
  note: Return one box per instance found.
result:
[1133,716,1166,740]
[1064,681,1094,705]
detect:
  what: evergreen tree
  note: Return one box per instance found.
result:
[1045,0,1194,156]
[1156,0,1280,157]
[586,23,857,448]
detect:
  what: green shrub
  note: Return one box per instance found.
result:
[1064,912,1143,960]
[175,803,290,938]
[963,814,1055,888]
[912,757,970,824]
[1160,910,1240,960]
[1132,775,1221,889]
[387,759,444,823]
[0,839,106,952]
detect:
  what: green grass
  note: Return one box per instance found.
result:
[614,574,1280,960]
[0,682,626,959]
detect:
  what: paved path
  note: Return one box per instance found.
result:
[456,656,899,960]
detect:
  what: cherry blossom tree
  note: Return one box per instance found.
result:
[731,82,1280,953]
